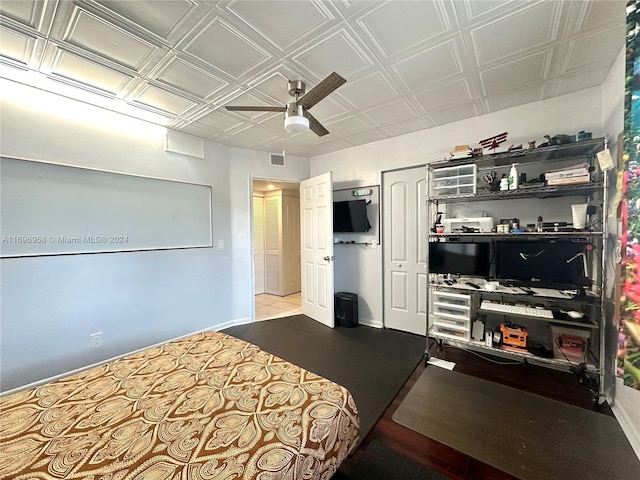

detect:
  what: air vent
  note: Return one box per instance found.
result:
[270,153,285,167]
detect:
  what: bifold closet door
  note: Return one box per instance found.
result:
[253,195,265,295]
[383,167,428,335]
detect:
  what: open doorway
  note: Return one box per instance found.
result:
[252,178,302,321]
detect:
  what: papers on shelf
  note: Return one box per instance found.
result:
[530,287,572,298]
[545,162,590,185]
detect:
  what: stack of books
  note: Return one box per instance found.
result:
[545,162,590,186]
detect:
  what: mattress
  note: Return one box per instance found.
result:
[0,330,359,479]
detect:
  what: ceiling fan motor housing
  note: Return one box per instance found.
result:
[288,80,306,97]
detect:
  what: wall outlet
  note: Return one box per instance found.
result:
[217,240,224,250]
[90,332,103,348]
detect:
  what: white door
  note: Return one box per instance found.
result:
[383,167,427,335]
[253,195,265,294]
[300,172,334,327]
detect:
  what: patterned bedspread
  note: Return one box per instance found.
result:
[0,330,359,479]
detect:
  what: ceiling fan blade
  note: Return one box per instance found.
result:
[298,72,346,109]
[225,106,286,112]
[304,110,329,137]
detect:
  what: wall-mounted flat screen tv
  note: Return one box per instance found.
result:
[495,240,585,287]
[428,242,490,277]
[333,199,371,232]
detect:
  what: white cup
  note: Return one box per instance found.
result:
[571,204,588,229]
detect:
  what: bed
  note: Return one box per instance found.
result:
[0,330,359,479]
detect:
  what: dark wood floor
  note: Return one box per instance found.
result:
[342,341,613,480]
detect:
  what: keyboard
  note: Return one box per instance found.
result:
[480,301,554,319]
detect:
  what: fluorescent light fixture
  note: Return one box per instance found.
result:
[284,115,309,133]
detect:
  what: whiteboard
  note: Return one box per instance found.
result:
[0,157,212,257]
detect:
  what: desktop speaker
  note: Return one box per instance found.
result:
[335,292,358,328]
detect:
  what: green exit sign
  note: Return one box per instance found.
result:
[352,189,371,196]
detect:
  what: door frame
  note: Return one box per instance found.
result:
[248,174,302,321]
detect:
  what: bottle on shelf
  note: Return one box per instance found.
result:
[508,163,519,190]
[500,174,508,191]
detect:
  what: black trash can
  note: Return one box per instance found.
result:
[335,292,358,327]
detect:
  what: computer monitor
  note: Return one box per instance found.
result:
[428,241,490,277]
[333,199,371,232]
[495,240,586,287]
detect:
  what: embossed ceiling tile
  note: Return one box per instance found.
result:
[261,136,309,155]
[293,29,373,80]
[325,115,372,137]
[226,0,333,50]
[308,138,355,155]
[357,0,449,58]
[54,6,164,72]
[338,71,397,109]
[225,125,280,145]
[413,77,475,112]
[131,84,196,115]
[347,130,387,145]
[570,0,626,34]
[258,113,287,132]
[304,94,349,122]
[469,1,561,66]
[94,0,201,41]
[330,0,377,19]
[484,84,545,113]
[392,38,463,91]
[193,109,246,132]
[43,47,133,95]
[382,117,432,137]
[181,18,270,78]
[0,0,56,34]
[479,50,551,96]
[250,72,294,105]
[454,0,534,27]
[178,123,220,141]
[224,92,282,119]
[362,100,415,126]
[153,56,226,99]
[554,66,611,96]
[0,25,42,67]
[561,27,625,75]
[428,101,481,126]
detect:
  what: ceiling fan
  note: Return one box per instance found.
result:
[225,72,346,136]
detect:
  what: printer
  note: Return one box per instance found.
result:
[442,217,494,233]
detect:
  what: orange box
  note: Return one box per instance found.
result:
[501,323,528,349]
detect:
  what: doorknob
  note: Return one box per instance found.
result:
[324,255,335,261]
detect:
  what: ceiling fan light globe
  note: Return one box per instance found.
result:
[284,115,309,133]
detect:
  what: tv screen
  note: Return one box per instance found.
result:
[495,240,586,287]
[333,199,371,232]
[428,242,490,277]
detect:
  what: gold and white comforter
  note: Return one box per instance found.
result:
[0,330,359,479]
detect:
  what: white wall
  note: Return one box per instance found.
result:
[311,87,605,326]
[0,81,309,392]
[602,48,640,458]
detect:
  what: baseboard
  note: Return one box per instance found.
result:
[612,395,640,460]
[359,317,383,329]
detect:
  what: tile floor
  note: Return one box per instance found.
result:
[255,292,302,321]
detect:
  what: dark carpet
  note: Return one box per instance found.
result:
[393,366,640,480]
[332,440,450,480]
[222,315,424,443]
